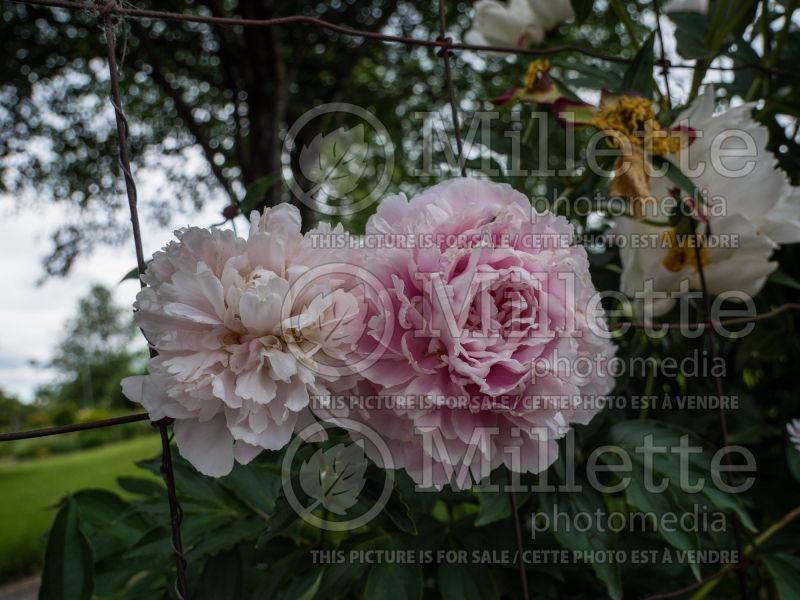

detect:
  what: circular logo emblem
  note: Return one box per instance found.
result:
[279,262,395,380]
[282,103,395,217]
[281,418,395,531]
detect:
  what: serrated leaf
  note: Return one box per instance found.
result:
[299,125,369,198]
[299,443,367,516]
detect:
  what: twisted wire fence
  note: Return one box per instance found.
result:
[3,0,799,598]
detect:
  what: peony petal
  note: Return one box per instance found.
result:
[173,415,235,477]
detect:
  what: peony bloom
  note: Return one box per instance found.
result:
[465,0,573,50]
[122,205,365,476]
[617,90,800,316]
[789,420,800,452]
[323,178,616,488]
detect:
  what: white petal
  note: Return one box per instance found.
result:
[278,378,311,412]
[233,440,262,465]
[173,415,235,477]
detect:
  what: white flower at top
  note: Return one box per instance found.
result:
[122,204,365,476]
[465,0,574,50]
[663,0,709,14]
[618,89,800,316]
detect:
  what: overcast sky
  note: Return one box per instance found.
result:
[0,199,226,402]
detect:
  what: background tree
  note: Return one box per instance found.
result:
[41,284,141,409]
[0,0,640,274]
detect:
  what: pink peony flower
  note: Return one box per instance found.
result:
[122,204,365,476]
[322,178,616,487]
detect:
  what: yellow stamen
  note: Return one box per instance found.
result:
[661,228,710,273]
[222,331,242,346]
[591,96,687,155]
[524,59,550,92]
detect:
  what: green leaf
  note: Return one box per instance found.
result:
[768,270,800,291]
[220,463,282,516]
[117,477,165,497]
[474,472,511,526]
[764,554,800,600]
[194,550,242,600]
[572,0,594,24]
[40,496,95,600]
[239,174,281,215]
[670,13,713,59]
[621,33,656,97]
[438,563,498,600]
[364,538,422,600]
[120,266,141,283]
[365,561,423,600]
[786,444,800,484]
[544,489,623,600]
[384,493,418,535]
[652,155,700,199]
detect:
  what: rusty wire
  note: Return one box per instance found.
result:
[3,1,800,599]
[11,0,800,80]
[99,2,187,596]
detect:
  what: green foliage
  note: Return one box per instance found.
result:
[37,407,800,599]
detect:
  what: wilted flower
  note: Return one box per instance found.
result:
[617,90,800,315]
[326,178,616,488]
[465,0,573,50]
[491,60,563,108]
[122,205,364,476]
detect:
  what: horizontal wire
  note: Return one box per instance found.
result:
[10,0,798,78]
[0,412,150,441]
[1,303,798,442]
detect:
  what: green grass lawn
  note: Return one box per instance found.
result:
[0,435,162,582]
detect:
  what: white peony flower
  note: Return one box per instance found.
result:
[618,89,800,316]
[465,0,573,50]
[789,419,800,452]
[122,205,365,476]
[663,0,709,14]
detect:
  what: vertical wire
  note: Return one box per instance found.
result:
[653,0,673,111]
[436,0,467,177]
[100,4,188,598]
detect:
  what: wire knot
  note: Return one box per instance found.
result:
[436,35,453,58]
